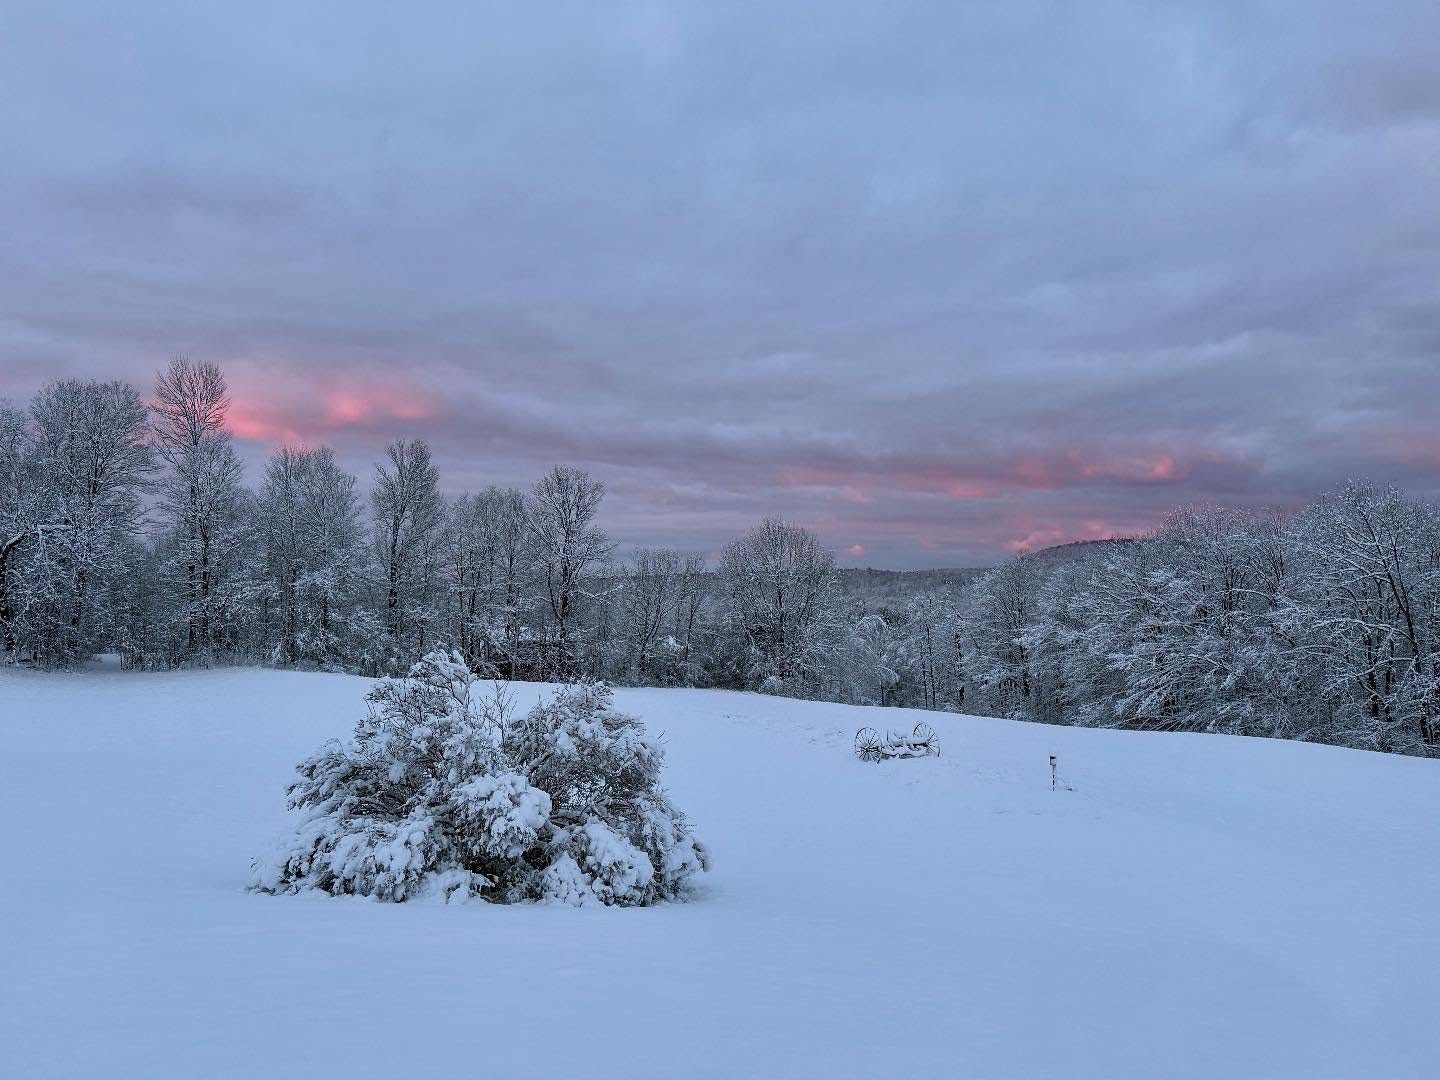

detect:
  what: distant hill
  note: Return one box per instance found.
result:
[837,538,1134,609]
[1012,537,1135,570]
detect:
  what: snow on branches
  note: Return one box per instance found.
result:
[251,650,710,905]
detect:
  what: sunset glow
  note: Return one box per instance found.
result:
[0,2,1434,569]
[222,375,443,446]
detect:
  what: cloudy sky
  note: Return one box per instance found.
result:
[2,2,1437,567]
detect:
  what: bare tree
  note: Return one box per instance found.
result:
[673,552,709,683]
[151,357,242,658]
[260,445,361,667]
[525,466,612,678]
[299,446,363,661]
[261,447,306,665]
[481,485,530,677]
[371,439,444,652]
[617,548,684,679]
[446,485,531,675]
[719,517,839,688]
[152,356,229,449]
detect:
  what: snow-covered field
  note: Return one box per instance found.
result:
[2,668,1437,1079]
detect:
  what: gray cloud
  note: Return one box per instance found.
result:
[1,1,1437,566]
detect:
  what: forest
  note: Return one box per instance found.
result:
[3,358,1437,757]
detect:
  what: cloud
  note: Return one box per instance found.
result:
[222,367,445,445]
[0,2,1437,566]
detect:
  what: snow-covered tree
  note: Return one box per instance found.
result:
[718,518,840,693]
[12,380,154,665]
[297,446,366,663]
[444,485,530,677]
[834,610,902,706]
[0,401,42,656]
[259,446,364,668]
[252,650,709,904]
[957,555,1045,719]
[371,439,445,663]
[894,588,963,711]
[609,548,713,684]
[525,466,613,678]
[1286,483,1440,753]
[150,357,249,663]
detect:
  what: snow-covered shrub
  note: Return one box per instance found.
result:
[757,674,786,696]
[251,649,709,905]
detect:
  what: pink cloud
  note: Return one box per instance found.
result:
[778,447,1236,505]
[224,371,443,446]
[227,400,303,443]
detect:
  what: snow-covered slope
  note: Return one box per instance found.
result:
[2,668,1436,1079]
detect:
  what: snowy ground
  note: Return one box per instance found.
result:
[2,668,1437,1079]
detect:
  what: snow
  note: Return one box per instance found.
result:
[2,667,1437,1079]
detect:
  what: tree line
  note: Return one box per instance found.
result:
[953,495,1440,756]
[3,359,1437,756]
[0,360,842,688]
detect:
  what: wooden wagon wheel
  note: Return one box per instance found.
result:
[854,726,884,762]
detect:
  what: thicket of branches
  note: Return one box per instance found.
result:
[4,360,1438,756]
